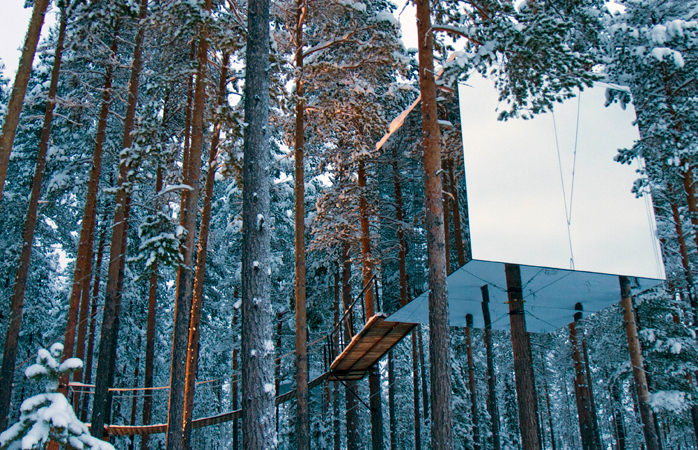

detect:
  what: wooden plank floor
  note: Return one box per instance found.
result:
[330,314,416,380]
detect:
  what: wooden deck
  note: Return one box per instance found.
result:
[330,314,416,381]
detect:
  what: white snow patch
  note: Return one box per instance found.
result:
[264,383,274,394]
[650,390,688,413]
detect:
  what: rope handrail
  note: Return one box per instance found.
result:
[330,274,376,339]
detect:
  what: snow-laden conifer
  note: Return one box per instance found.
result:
[0,343,114,450]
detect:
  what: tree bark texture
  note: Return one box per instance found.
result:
[369,365,384,450]
[91,0,148,434]
[465,315,481,450]
[232,307,240,450]
[389,351,397,449]
[543,376,557,450]
[619,276,660,450]
[448,161,466,267]
[63,18,121,400]
[333,270,341,450]
[570,320,599,450]
[181,50,230,449]
[0,0,50,202]
[415,1,452,447]
[0,5,66,430]
[241,0,275,447]
[294,1,309,447]
[418,325,428,421]
[81,220,108,422]
[581,340,602,447]
[443,164,451,276]
[505,263,541,450]
[165,0,212,446]
[390,145,408,309]
[412,330,422,450]
[342,242,359,450]
[609,376,627,450]
[140,166,163,450]
[481,285,500,450]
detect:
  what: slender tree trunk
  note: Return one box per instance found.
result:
[275,313,283,435]
[342,241,359,450]
[415,0,452,446]
[129,342,141,450]
[619,276,660,450]
[0,6,67,429]
[609,375,627,450]
[232,307,240,450]
[388,350,397,449]
[582,340,602,448]
[505,263,541,450]
[293,1,310,446]
[418,325,428,422]
[139,166,163,450]
[81,219,108,423]
[481,285,500,450]
[570,320,597,450]
[465,315,481,450]
[412,330,422,450]
[91,0,148,434]
[181,50,230,449]
[543,375,557,450]
[165,0,212,445]
[0,0,50,202]
[357,157,382,448]
[62,18,120,390]
[448,160,466,267]
[241,0,275,447]
[333,269,341,450]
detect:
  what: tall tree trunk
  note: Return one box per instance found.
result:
[342,241,359,450]
[388,350,397,449]
[570,319,597,450]
[412,330,422,450]
[129,340,141,450]
[333,269,341,450]
[609,375,627,450]
[415,0,452,446]
[418,325,428,421]
[543,374,557,450]
[165,0,212,446]
[448,160,466,267]
[293,1,310,447]
[505,263,541,450]
[140,166,163,450]
[0,0,50,202]
[241,0,275,447]
[232,307,240,450]
[481,285,500,450]
[442,161,451,275]
[275,313,283,436]
[91,0,148,434]
[181,51,230,449]
[0,3,67,428]
[619,276,660,450]
[81,218,108,423]
[465,314,481,450]
[357,158,382,448]
[62,18,120,389]
[582,340,602,448]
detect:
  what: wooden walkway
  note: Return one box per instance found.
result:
[329,314,416,381]
[96,313,416,436]
[101,373,330,436]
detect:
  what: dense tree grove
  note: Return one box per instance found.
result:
[1,0,698,449]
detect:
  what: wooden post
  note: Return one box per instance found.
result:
[481,285,500,450]
[569,303,600,450]
[619,276,660,450]
[465,314,481,450]
[505,263,541,450]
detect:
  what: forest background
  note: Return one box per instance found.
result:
[0,0,697,450]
